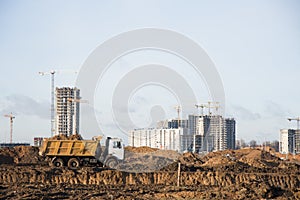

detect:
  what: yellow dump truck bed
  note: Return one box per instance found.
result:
[39,139,101,157]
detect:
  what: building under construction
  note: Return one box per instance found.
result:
[188,115,235,152]
[129,114,236,153]
[55,87,80,136]
[279,129,300,154]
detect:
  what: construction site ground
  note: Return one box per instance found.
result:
[0,145,300,199]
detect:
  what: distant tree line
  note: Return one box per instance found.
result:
[235,139,279,152]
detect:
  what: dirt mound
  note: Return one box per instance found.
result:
[166,148,298,174]
[50,134,83,140]
[125,146,158,153]
[0,146,42,165]
[201,150,235,167]
[179,152,203,167]
[119,148,180,172]
[0,148,14,164]
[1,147,300,199]
[0,165,299,199]
[237,149,280,169]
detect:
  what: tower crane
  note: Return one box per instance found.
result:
[195,102,220,116]
[39,69,77,136]
[174,105,181,128]
[195,104,207,116]
[207,101,220,115]
[4,113,15,144]
[287,117,300,130]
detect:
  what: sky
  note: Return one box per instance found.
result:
[0,0,300,144]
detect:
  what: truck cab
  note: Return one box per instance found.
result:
[102,137,124,168]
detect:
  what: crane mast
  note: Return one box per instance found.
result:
[174,105,181,128]
[4,113,15,144]
[195,104,206,116]
[39,69,77,136]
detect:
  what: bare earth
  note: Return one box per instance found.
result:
[0,146,300,199]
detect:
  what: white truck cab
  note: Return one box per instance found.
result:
[102,137,124,168]
[107,137,124,160]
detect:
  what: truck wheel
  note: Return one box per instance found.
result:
[105,158,118,169]
[52,158,64,167]
[68,158,80,169]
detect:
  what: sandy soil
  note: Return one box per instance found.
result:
[0,145,300,199]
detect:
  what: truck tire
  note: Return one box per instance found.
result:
[105,157,118,169]
[68,158,80,169]
[52,158,64,167]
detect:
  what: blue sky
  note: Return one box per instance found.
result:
[0,0,299,144]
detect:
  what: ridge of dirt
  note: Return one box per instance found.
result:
[124,146,158,153]
[1,145,300,199]
[50,134,83,140]
[0,146,43,165]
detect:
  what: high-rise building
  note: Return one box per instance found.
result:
[55,87,80,136]
[129,128,188,152]
[294,130,300,154]
[129,114,236,153]
[188,115,236,152]
[225,118,236,150]
[279,129,295,154]
[157,119,188,129]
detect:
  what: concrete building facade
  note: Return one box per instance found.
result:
[129,128,189,152]
[188,115,236,152]
[157,119,188,129]
[225,118,236,150]
[129,115,236,153]
[295,130,300,154]
[55,87,80,136]
[279,129,300,154]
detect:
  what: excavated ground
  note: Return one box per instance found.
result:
[0,146,300,199]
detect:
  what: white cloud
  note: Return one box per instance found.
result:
[0,94,49,119]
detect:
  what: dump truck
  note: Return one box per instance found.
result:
[39,136,124,169]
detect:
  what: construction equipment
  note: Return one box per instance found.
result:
[67,98,88,104]
[174,105,181,128]
[39,70,77,136]
[287,117,300,130]
[4,113,15,144]
[207,101,220,115]
[195,102,220,116]
[195,104,207,116]
[39,136,124,169]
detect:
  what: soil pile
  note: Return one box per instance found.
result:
[50,134,83,140]
[125,146,158,153]
[120,147,180,172]
[0,165,299,199]
[0,147,14,164]
[0,146,43,165]
[1,146,300,199]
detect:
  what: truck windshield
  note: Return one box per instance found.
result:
[113,141,122,148]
